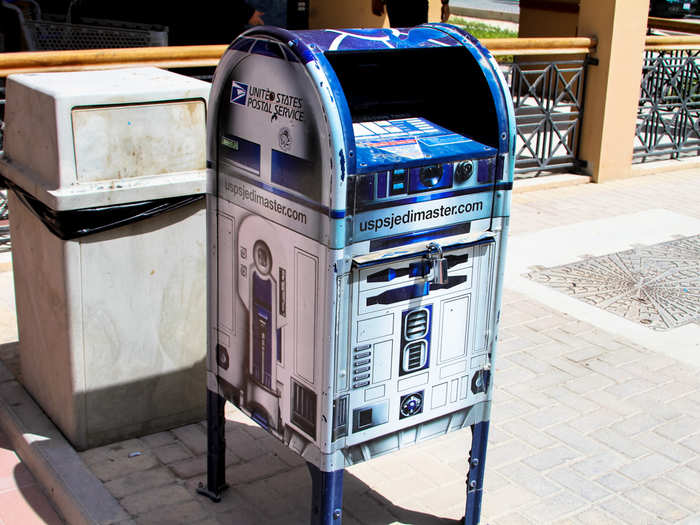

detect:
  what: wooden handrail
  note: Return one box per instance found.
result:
[0,45,227,76]
[648,16,700,35]
[486,36,596,56]
[0,37,598,77]
[645,35,700,51]
[2,34,699,78]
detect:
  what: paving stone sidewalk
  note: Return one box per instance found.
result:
[75,286,700,525]
[76,169,700,524]
[4,168,700,524]
[77,285,700,524]
[509,168,700,235]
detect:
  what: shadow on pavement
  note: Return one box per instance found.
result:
[0,433,63,524]
[192,416,465,525]
[0,340,467,524]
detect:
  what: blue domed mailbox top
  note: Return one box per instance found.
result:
[207,25,515,249]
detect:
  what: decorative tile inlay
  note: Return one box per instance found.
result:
[527,235,700,331]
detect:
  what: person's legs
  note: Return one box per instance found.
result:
[385,0,428,27]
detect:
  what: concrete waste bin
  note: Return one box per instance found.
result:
[201,25,515,524]
[0,67,210,450]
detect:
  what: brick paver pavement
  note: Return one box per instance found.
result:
[78,290,700,524]
[78,169,700,524]
[509,168,700,235]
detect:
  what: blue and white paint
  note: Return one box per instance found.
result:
[206,24,514,473]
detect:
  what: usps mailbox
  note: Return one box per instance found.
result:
[202,25,515,525]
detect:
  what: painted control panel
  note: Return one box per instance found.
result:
[354,117,496,173]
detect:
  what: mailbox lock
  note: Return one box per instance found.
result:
[426,242,449,285]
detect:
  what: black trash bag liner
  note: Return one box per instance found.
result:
[5,179,204,240]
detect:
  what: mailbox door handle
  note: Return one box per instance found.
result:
[352,231,495,269]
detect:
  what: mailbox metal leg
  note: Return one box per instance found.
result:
[307,462,344,525]
[464,420,489,525]
[197,389,228,502]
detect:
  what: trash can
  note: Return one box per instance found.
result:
[0,67,210,450]
[201,25,515,524]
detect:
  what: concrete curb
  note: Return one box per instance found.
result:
[630,157,700,177]
[451,6,520,23]
[513,173,590,193]
[0,361,130,525]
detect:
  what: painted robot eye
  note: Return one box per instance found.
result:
[253,240,272,275]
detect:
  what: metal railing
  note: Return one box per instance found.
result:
[0,45,227,76]
[487,39,594,177]
[647,16,700,36]
[634,36,700,163]
[0,36,597,168]
[506,59,588,176]
[0,38,596,232]
[0,38,596,76]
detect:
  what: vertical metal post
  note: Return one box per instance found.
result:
[464,421,490,525]
[573,54,596,174]
[307,462,344,525]
[197,389,228,501]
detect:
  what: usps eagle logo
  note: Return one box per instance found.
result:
[231,81,249,105]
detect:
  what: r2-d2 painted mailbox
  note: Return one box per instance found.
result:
[203,24,515,524]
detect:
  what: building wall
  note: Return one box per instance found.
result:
[518,0,580,38]
[516,1,583,94]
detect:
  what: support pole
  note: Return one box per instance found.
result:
[464,421,490,525]
[197,389,228,501]
[307,462,344,525]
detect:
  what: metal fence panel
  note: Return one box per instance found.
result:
[634,49,700,162]
[505,59,587,178]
